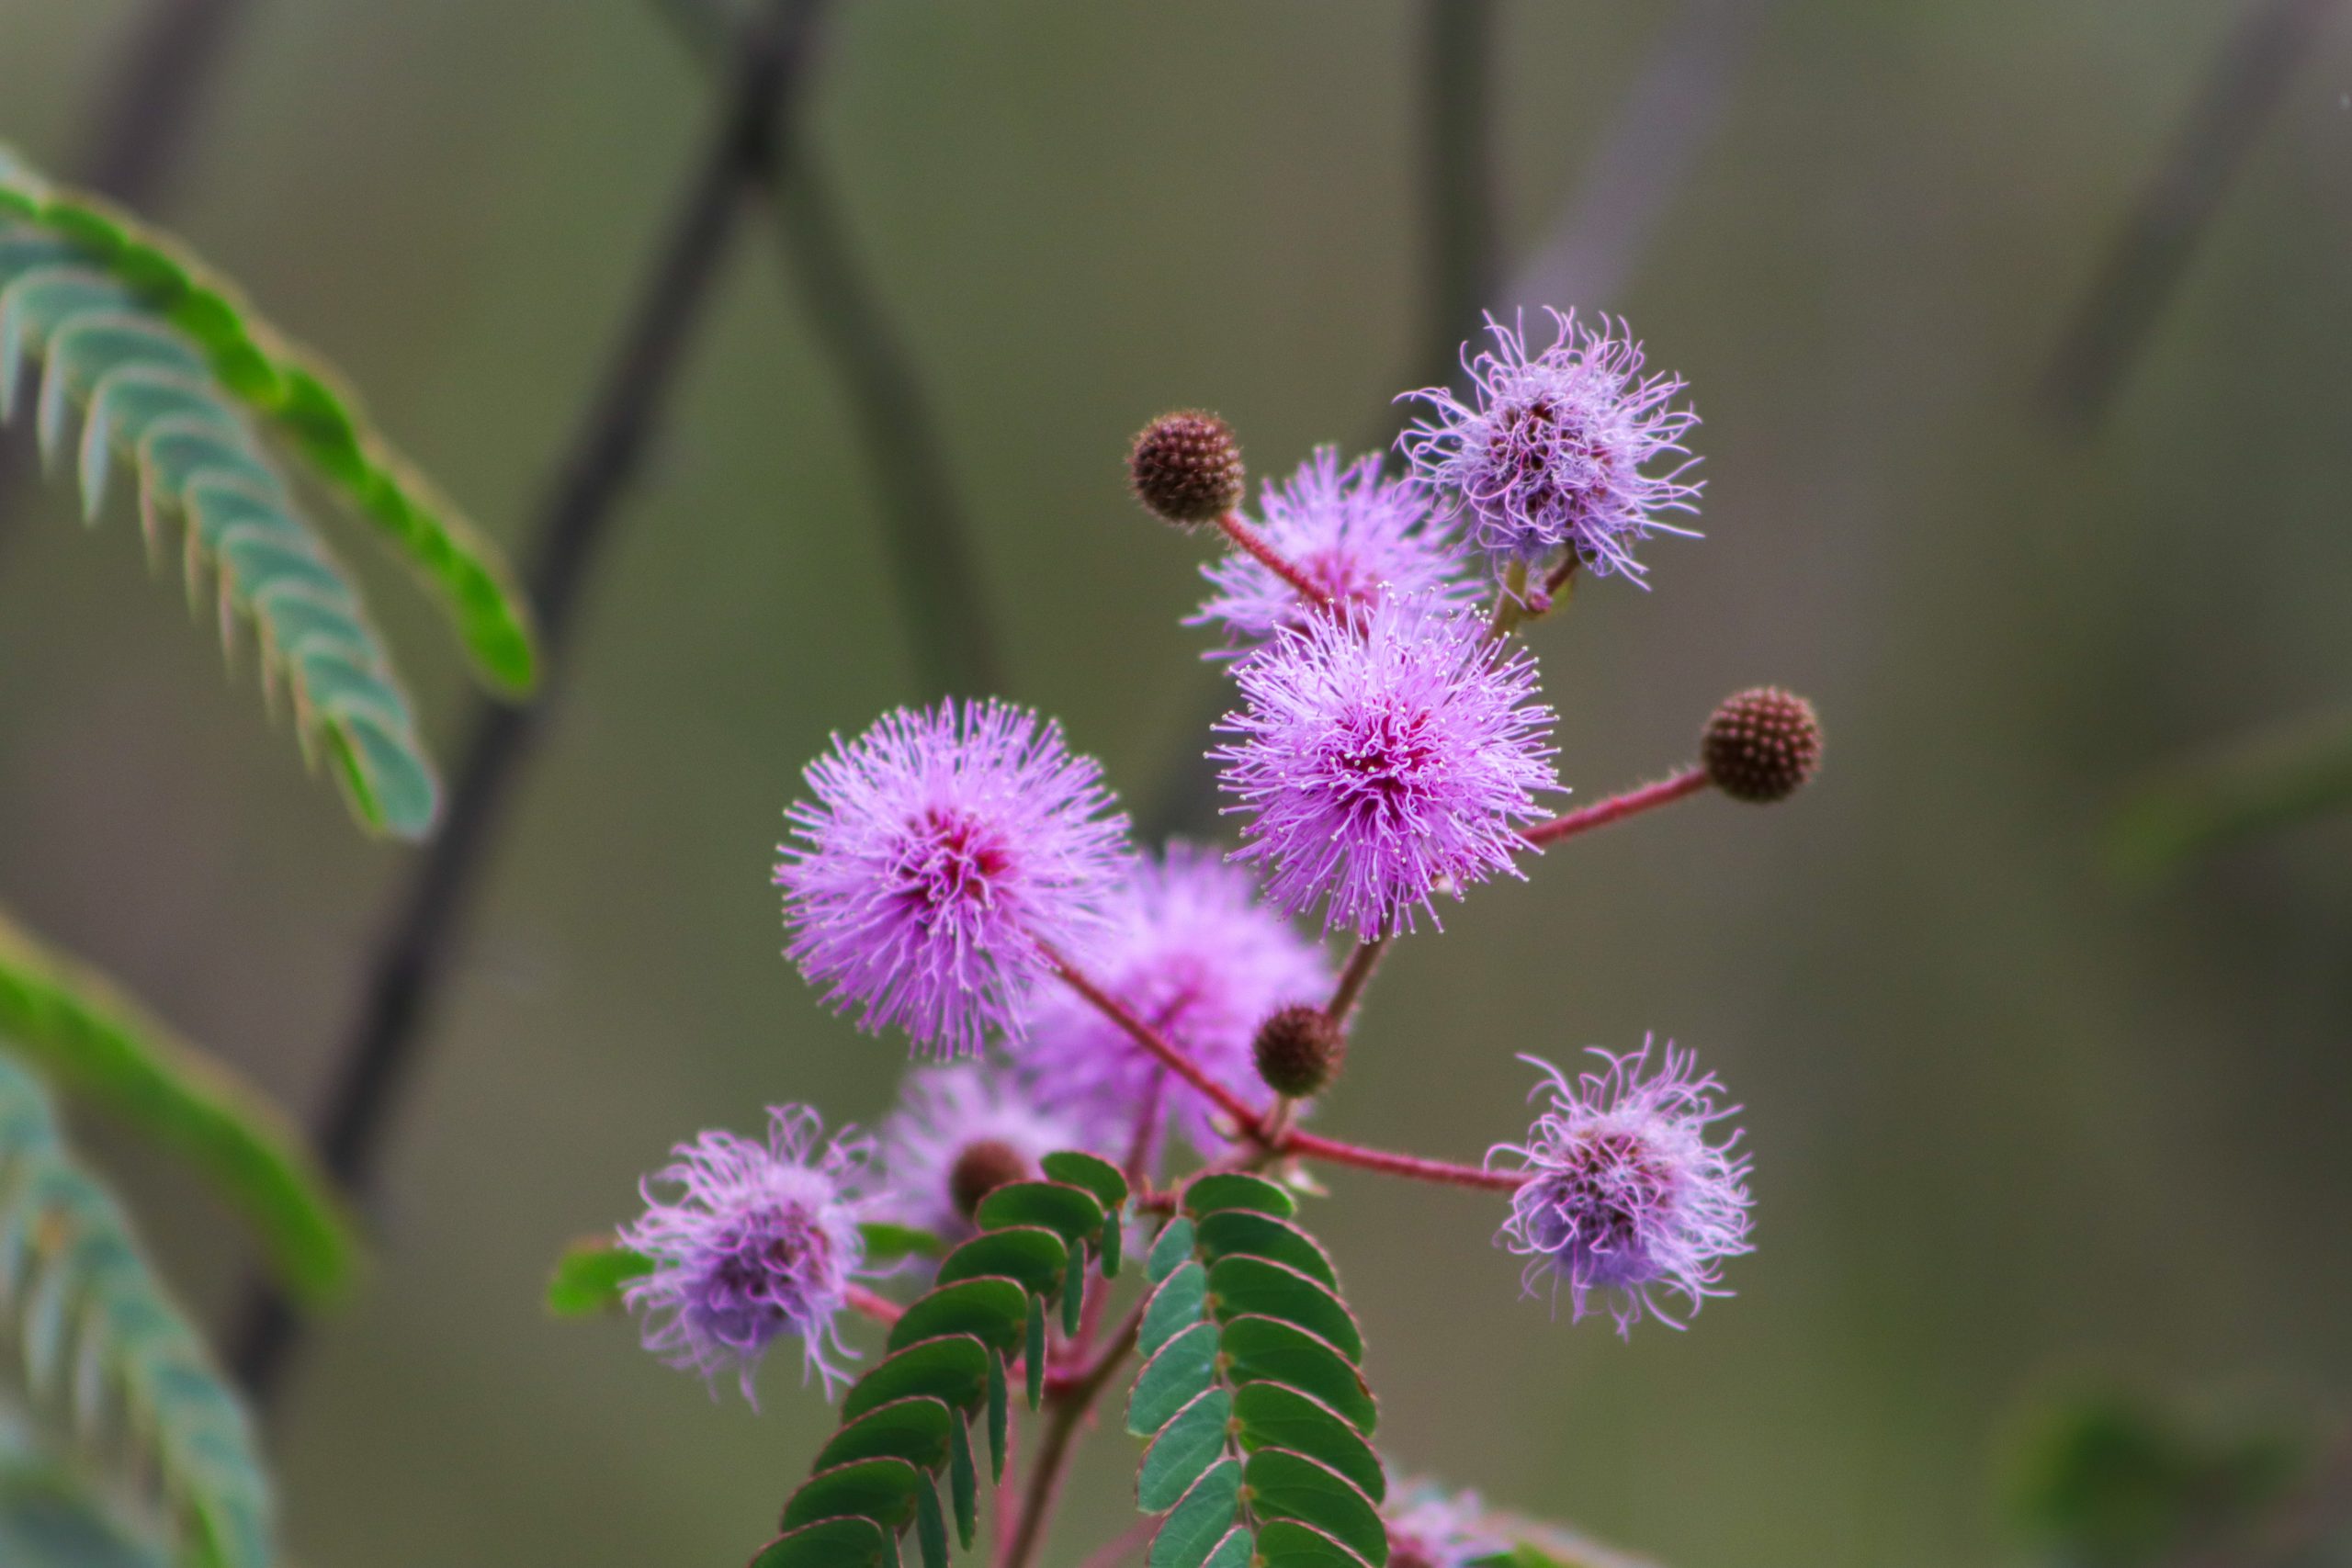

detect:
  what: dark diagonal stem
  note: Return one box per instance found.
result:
[654,0,1001,697]
[226,0,828,1406]
[2042,0,2341,430]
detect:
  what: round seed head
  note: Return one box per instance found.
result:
[948,1136,1033,1220]
[1130,410,1245,526]
[1702,687,1821,803]
[1252,1003,1347,1098]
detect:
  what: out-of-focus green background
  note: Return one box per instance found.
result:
[2,3,2348,1565]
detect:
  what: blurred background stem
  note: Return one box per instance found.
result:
[226,0,828,1409]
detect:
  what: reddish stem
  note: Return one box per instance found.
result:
[1043,945,1264,1131]
[1279,1130,1524,1191]
[1325,933,1391,1023]
[845,1284,903,1326]
[1521,767,1709,848]
[1216,510,1333,609]
[1043,947,1528,1196]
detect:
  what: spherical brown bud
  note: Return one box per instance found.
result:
[1252,1004,1346,1099]
[1129,410,1244,526]
[948,1137,1032,1221]
[1702,687,1822,803]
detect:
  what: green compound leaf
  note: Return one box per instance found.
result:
[1123,1204,1386,1568]
[933,1225,1066,1298]
[1148,1216,1197,1281]
[887,1277,1029,1359]
[0,217,437,839]
[1126,1320,1219,1438]
[1151,1458,1243,1568]
[779,1458,924,1535]
[1208,1255,1364,1362]
[747,1517,892,1568]
[0,143,538,694]
[1140,1259,1208,1358]
[769,1148,1122,1565]
[0,907,360,1307]
[0,1055,273,1568]
[1232,1382,1385,1505]
[0,1434,170,1568]
[1195,1210,1338,1289]
[842,1337,991,1422]
[814,1398,956,1474]
[973,1179,1105,1253]
[1257,1518,1375,1568]
[1184,1171,1296,1220]
[1244,1449,1388,1566]
[1039,1150,1129,1213]
[544,1238,648,1317]
[1221,1316,1377,1437]
[1139,1387,1234,1511]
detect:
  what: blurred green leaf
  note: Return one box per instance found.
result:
[859,1220,946,1265]
[2004,1386,2314,1567]
[0,905,359,1305]
[0,1055,274,1568]
[544,1238,649,1317]
[2110,710,2352,875]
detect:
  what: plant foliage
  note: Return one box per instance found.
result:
[0,906,356,1305]
[1125,1173,1388,1568]
[749,1150,1133,1568]
[0,143,537,695]
[0,1055,272,1568]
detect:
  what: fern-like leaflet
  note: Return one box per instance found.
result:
[0,143,537,695]
[0,1055,272,1568]
[1125,1173,1390,1568]
[749,1150,1132,1568]
[0,216,434,837]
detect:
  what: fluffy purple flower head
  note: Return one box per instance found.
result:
[876,1063,1090,1241]
[1213,595,1561,938]
[1007,842,1331,1163]
[1400,309,1701,580]
[1385,1482,1509,1568]
[618,1106,876,1404]
[1186,446,1476,655]
[775,699,1130,1059]
[1487,1039,1753,1336]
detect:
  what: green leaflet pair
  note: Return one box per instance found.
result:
[747,1163,1396,1568]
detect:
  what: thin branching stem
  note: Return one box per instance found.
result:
[226,0,831,1408]
[1005,1294,1148,1568]
[1215,509,1334,609]
[2042,0,2340,430]
[1521,766,1708,848]
[1045,942,1523,1194]
[651,0,1001,696]
[1326,933,1391,1024]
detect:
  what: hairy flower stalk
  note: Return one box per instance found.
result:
[1403,308,1702,581]
[775,698,1130,1058]
[1489,1041,1754,1334]
[618,1106,877,1403]
[1215,594,1562,937]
